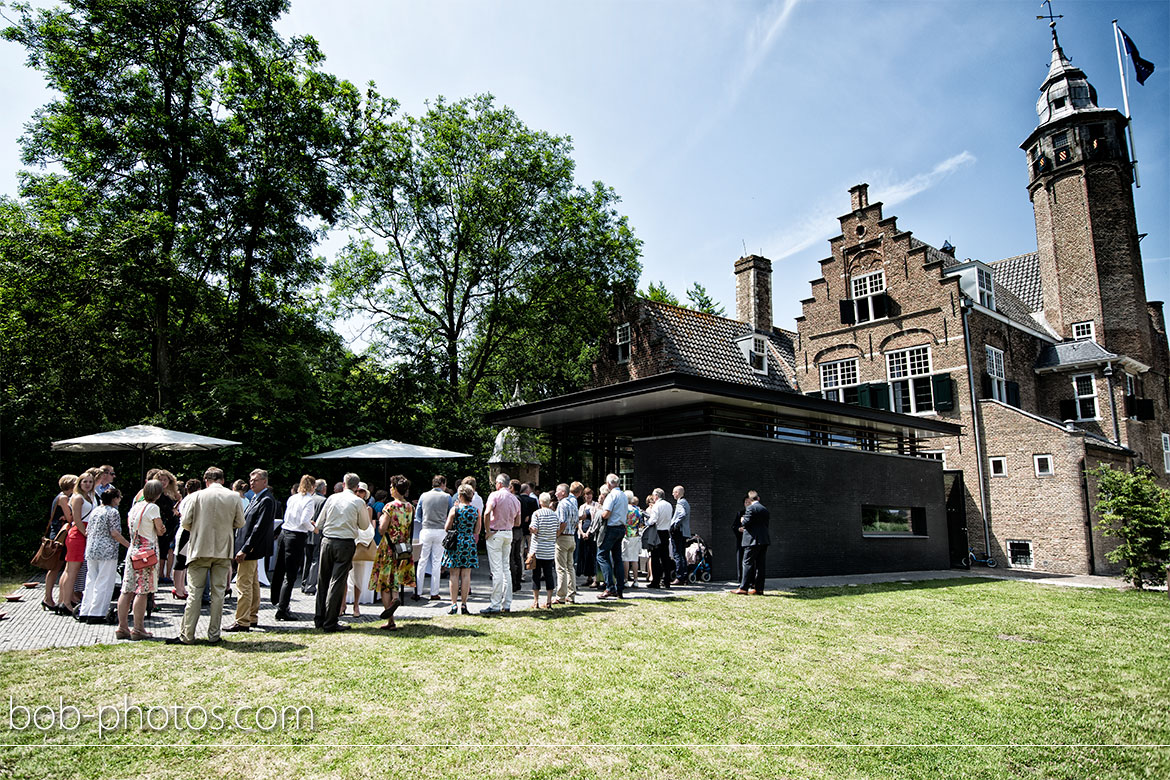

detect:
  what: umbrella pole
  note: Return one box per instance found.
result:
[140,448,146,486]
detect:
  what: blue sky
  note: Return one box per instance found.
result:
[2,0,1166,334]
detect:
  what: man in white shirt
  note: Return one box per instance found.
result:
[648,487,674,588]
[313,472,370,632]
[669,485,691,586]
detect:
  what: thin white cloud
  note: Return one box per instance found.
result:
[762,151,977,261]
[671,0,802,161]
[873,151,976,208]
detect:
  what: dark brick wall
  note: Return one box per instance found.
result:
[632,432,950,579]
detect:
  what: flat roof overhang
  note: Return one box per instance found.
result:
[485,372,962,439]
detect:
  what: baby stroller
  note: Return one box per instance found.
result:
[684,534,713,583]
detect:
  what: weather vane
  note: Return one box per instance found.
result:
[1037,0,1063,44]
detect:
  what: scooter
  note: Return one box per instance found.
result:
[964,547,998,568]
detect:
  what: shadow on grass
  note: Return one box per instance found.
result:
[776,576,1003,600]
[216,639,309,653]
[353,622,488,638]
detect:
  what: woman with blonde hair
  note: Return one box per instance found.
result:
[40,474,76,611]
[117,479,167,640]
[441,483,481,614]
[59,468,100,615]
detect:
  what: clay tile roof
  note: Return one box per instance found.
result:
[990,252,1043,312]
[643,301,796,392]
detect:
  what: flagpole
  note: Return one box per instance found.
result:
[1112,19,1141,187]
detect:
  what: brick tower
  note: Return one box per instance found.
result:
[1020,28,1154,363]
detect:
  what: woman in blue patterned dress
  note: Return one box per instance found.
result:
[442,483,481,614]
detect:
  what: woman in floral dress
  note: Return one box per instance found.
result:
[370,475,414,630]
[442,483,481,614]
[117,479,167,640]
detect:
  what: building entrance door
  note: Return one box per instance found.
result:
[943,470,969,568]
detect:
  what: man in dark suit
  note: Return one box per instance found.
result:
[226,468,275,631]
[732,490,770,595]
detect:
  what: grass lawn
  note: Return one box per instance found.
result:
[1,578,1167,779]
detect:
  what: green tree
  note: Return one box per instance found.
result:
[685,281,726,317]
[332,94,641,409]
[3,0,365,405]
[641,280,679,306]
[1089,464,1170,588]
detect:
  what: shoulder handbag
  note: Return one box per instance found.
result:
[442,516,460,551]
[128,502,159,570]
[30,515,66,570]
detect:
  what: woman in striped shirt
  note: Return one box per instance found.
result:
[528,493,560,609]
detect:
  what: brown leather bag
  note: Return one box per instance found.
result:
[30,518,67,570]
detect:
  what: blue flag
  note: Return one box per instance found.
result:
[1118,27,1155,85]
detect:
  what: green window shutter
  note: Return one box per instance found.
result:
[864,382,890,411]
[932,373,955,411]
[1005,380,1021,408]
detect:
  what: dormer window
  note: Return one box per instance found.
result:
[749,335,767,374]
[1072,321,1095,342]
[615,323,630,364]
[848,270,887,324]
[976,267,995,310]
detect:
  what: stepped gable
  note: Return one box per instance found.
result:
[643,300,796,391]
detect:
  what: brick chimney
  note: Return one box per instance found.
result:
[850,183,869,211]
[734,254,773,331]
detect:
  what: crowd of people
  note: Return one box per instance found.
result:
[38,465,772,643]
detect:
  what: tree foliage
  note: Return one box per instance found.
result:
[1089,464,1170,588]
[331,94,642,408]
[641,280,679,306]
[685,282,726,317]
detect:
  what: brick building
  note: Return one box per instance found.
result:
[792,30,1169,575]
[487,28,1167,579]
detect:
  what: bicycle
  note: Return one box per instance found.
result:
[964,547,998,568]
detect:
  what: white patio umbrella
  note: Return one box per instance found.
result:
[305,439,472,485]
[304,439,472,461]
[52,424,242,481]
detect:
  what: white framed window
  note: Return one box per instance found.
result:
[989,456,1007,477]
[1072,374,1098,420]
[615,323,630,364]
[850,270,886,323]
[977,267,995,310]
[985,345,1006,402]
[1007,540,1034,568]
[886,345,934,414]
[1162,433,1170,474]
[1033,454,1054,477]
[820,357,860,404]
[748,335,767,374]
[1072,321,1095,342]
[918,450,945,466]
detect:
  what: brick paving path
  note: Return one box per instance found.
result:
[0,564,1127,652]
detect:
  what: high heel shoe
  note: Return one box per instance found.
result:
[53,604,72,616]
[41,600,55,611]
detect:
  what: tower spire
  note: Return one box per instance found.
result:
[1037,0,1063,49]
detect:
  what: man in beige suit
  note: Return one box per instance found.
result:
[167,467,245,644]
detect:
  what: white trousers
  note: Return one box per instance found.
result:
[416,528,446,596]
[486,530,513,609]
[79,557,118,617]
